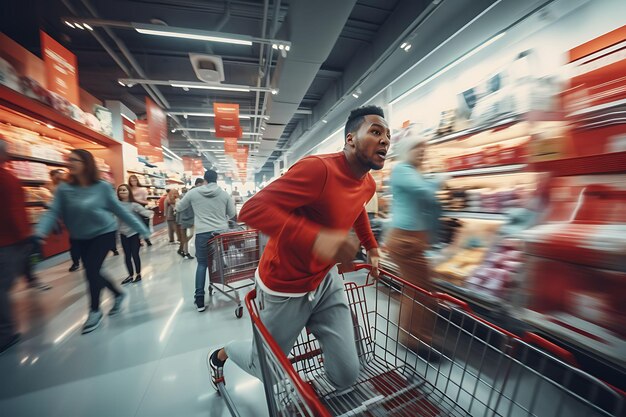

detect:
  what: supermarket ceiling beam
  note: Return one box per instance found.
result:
[61,18,292,51]
[117,78,278,95]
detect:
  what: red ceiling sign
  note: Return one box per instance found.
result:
[224,137,238,155]
[146,97,167,148]
[183,156,204,175]
[122,116,135,146]
[213,103,241,138]
[136,119,163,162]
[40,31,79,105]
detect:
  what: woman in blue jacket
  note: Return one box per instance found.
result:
[35,150,150,334]
[386,132,443,356]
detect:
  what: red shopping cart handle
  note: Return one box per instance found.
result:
[522,332,578,366]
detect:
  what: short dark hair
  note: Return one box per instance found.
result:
[68,149,100,185]
[194,178,205,186]
[344,105,385,140]
[204,170,218,183]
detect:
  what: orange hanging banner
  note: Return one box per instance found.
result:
[213,103,241,138]
[224,137,238,155]
[40,31,79,105]
[146,97,167,148]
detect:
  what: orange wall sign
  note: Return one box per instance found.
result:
[122,116,136,146]
[146,97,167,148]
[40,31,79,105]
[135,119,163,162]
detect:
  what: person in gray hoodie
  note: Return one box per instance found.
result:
[176,170,236,312]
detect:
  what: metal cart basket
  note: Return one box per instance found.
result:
[207,229,260,318]
[217,264,624,416]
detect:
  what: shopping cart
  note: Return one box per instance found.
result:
[216,264,624,417]
[207,229,260,318]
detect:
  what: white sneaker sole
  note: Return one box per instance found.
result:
[82,315,103,334]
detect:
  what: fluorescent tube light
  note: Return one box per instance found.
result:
[171,83,250,92]
[134,26,253,46]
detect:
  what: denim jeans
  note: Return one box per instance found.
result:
[194,232,216,297]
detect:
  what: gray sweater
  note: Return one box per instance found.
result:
[176,183,236,234]
[118,201,153,237]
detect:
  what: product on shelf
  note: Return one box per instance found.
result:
[465,238,524,298]
[25,206,46,224]
[0,57,20,91]
[23,186,53,203]
[9,160,50,181]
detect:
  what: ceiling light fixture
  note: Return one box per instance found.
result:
[118,80,126,87]
[134,24,253,46]
[403,44,412,52]
[162,145,182,161]
[175,128,262,136]
[400,42,407,49]
[191,139,258,144]
[74,22,85,30]
[64,21,75,28]
[171,83,250,92]
[84,23,93,31]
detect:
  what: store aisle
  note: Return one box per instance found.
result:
[0,231,266,417]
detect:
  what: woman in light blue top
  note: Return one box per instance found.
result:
[386,132,443,355]
[35,149,150,334]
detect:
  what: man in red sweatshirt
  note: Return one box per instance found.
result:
[0,139,32,354]
[209,105,390,392]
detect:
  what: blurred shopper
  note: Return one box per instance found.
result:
[0,139,31,353]
[194,178,205,187]
[49,169,82,272]
[128,175,153,247]
[164,189,180,244]
[208,105,389,392]
[117,184,154,284]
[35,150,150,334]
[176,170,236,312]
[231,186,242,204]
[385,132,443,357]
[157,189,170,219]
[175,196,194,260]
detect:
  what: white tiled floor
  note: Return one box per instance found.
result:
[0,230,266,417]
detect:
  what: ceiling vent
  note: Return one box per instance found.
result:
[189,54,225,83]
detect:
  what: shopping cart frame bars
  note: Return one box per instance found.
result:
[239,263,624,417]
[207,229,259,317]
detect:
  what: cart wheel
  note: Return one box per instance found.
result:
[235,306,244,318]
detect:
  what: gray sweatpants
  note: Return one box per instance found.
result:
[225,268,360,390]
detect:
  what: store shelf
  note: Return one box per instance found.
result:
[521,309,626,366]
[0,85,117,147]
[530,151,626,176]
[20,179,48,185]
[432,279,506,312]
[166,178,184,184]
[429,164,527,178]
[140,184,165,190]
[427,111,563,146]
[10,153,69,167]
[127,169,165,179]
[566,98,626,117]
[441,211,507,221]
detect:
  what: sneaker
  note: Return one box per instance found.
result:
[177,249,185,257]
[121,276,134,285]
[109,293,126,316]
[82,310,103,334]
[0,333,21,355]
[209,349,225,391]
[69,263,79,272]
[146,240,153,247]
[112,250,120,256]
[195,296,206,312]
[184,253,194,260]
[28,281,52,291]
[133,274,142,283]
